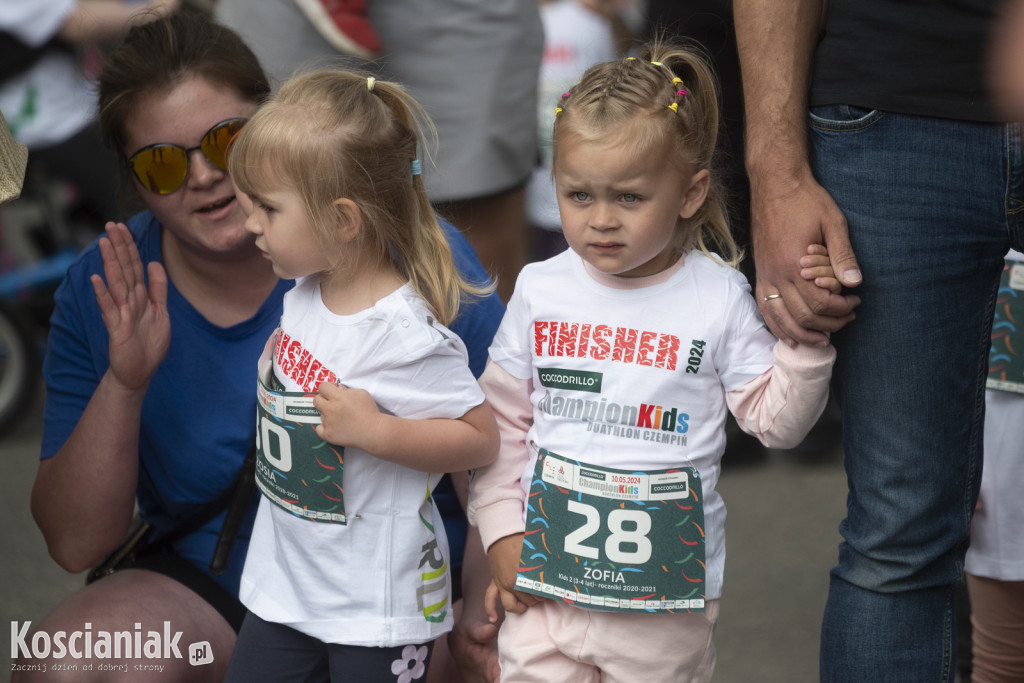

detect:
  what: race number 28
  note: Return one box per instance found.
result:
[563,500,653,564]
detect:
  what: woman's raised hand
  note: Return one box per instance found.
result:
[90,222,171,392]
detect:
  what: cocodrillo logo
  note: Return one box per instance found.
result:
[537,367,603,393]
[10,622,213,674]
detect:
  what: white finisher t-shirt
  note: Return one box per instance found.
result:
[487,249,777,599]
[239,277,485,646]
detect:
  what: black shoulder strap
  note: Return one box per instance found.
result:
[145,441,258,553]
[209,443,258,575]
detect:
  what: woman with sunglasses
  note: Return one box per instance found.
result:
[18,10,503,682]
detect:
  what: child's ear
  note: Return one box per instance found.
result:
[333,198,362,243]
[679,169,711,219]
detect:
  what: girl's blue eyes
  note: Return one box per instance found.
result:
[570,192,640,203]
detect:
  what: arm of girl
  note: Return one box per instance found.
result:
[312,384,499,472]
[467,361,544,616]
[727,341,835,449]
[726,245,841,449]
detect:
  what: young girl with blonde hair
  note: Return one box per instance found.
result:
[223,69,498,682]
[467,43,840,681]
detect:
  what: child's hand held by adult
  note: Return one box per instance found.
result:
[751,172,861,345]
[800,243,843,295]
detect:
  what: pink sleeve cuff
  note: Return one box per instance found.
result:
[472,499,529,552]
[726,342,835,449]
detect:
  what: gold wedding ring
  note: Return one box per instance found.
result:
[762,293,783,302]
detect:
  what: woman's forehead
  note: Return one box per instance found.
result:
[123,76,256,151]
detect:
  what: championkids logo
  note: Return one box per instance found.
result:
[10,622,213,674]
[538,390,690,446]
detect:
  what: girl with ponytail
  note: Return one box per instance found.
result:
[467,42,838,681]
[224,69,498,681]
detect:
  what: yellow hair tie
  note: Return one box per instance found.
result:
[367,77,376,92]
[672,77,682,85]
[668,102,679,113]
[650,61,664,67]
[554,107,563,116]
[626,56,636,60]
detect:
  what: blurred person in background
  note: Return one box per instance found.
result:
[961,7,1024,681]
[526,0,638,262]
[0,0,179,230]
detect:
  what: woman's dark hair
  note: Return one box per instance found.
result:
[97,9,271,210]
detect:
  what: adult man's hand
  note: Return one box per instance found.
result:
[750,169,861,344]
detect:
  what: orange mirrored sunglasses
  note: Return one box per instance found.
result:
[126,118,247,195]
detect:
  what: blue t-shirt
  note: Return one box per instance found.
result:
[41,210,503,594]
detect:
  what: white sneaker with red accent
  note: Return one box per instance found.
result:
[292,0,381,59]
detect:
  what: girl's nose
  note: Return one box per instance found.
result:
[244,210,261,235]
[590,203,619,230]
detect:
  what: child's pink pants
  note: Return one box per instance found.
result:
[497,598,719,682]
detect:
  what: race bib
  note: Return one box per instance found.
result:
[255,371,346,523]
[515,449,706,612]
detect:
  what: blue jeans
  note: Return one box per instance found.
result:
[809,107,1024,681]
